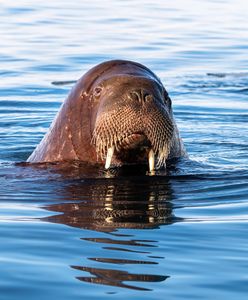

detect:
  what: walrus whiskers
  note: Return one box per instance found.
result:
[92,103,174,170]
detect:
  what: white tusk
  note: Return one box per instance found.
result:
[148,149,155,173]
[105,146,114,169]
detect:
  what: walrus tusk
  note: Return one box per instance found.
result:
[105,146,115,169]
[148,149,155,173]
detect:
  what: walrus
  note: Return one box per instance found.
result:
[27,60,186,172]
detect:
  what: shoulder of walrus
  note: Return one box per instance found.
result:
[169,120,187,159]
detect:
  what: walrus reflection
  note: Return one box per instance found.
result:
[42,179,178,291]
[71,266,168,291]
[43,178,178,232]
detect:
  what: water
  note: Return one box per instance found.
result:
[0,0,248,299]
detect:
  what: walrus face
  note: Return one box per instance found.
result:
[91,75,174,172]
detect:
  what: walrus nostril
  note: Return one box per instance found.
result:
[130,89,152,103]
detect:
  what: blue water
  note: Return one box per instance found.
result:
[1,1,248,299]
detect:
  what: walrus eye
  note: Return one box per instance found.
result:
[165,96,172,107]
[163,90,172,108]
[93,86,103,98]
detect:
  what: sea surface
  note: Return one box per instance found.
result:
[0,1,248,299]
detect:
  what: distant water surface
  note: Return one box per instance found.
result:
[0,1,248,299]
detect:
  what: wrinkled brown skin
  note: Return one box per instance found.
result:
[27,60,185,165]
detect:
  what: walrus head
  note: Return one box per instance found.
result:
[27,60,184,170]
[90,69,174,172]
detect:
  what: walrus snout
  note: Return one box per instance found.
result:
[92,83,175,172]
[128,89,153,104]
[117,133,149,150]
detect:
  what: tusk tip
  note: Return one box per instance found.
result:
[105,146,115,169]
[148,149,155,173]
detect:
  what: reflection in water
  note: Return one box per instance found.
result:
[72,266,168,291]
[43,177,178,291]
